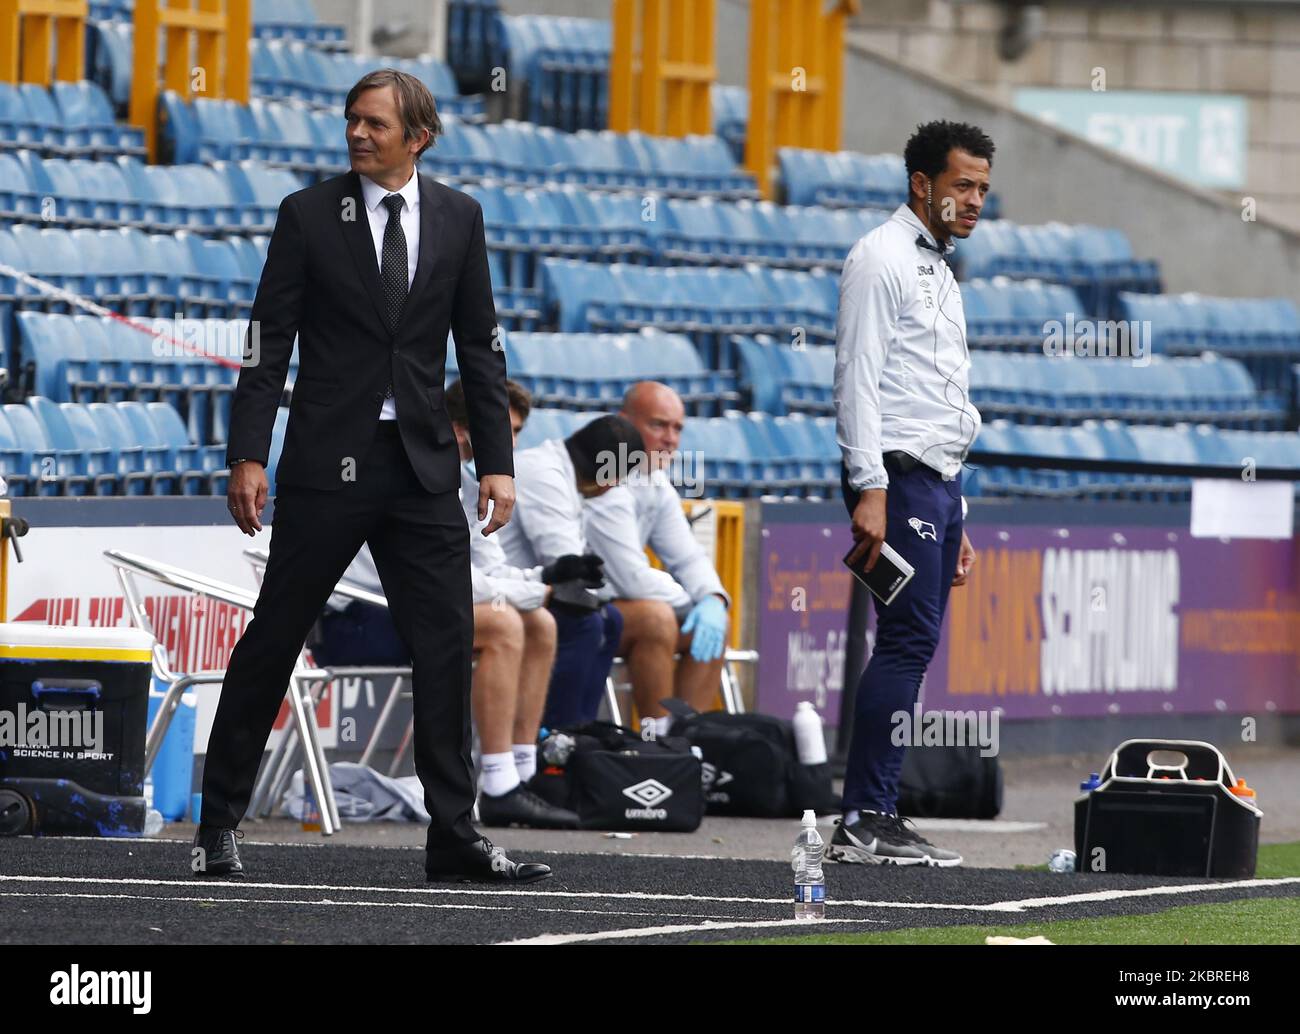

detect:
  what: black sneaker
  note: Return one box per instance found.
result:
[824,812,928,866]
[884,814,963,868]
[478,783,581,830]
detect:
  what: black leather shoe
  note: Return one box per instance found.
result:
[191,826,246,878]
[425,836,552,883]
[478,783,581,830]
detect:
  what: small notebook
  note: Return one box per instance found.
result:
[842,540,915,606]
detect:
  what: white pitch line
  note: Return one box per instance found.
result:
[502,917,884,946]
[499,876,1300,944]
[0,874,786,905]
[0,891,512,911]
[2,873,1295,914]
[976,877,1300,913]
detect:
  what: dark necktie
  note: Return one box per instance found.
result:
[380,193,407,398]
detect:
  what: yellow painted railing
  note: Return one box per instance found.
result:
[745,0,858,198]
[0,0,87,85]
[609,0,714,137]
[129,0,250,162]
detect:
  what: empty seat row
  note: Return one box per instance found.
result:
[257,39,488,119]
[160,92,757,197]
[969,351,1283,429]
[972,419,1300,501]
[0,396,228,498]
[539,258,838,367]
[447,0,502,92]
[734,335,835,416]
[0,151,302,235]
[1117,292,1300,353]
[12,311,313,447]
[462,181,891,289]
[778,146,1003,219]
[493,14,611,132]
[0,79,144,160]
[0,225,263,320]
[954,219,1161,316]
[251,0,346,44]
[499,329,736,414]
[91,0,345,42]
[961,278,1085,345]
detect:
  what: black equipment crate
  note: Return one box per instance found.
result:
[0,623,155,836]
[1074,739,1261,877]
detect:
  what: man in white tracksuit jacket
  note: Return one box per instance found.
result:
[497,414,646,727]
[828,121,991,870]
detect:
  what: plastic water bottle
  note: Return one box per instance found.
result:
[541,732,576,766]
[791,809,825,920]
[300,785,321,832]
[792,701,828,766]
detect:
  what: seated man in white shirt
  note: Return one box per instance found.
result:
[584,382,730,733]
[445,378,583,828]
[495,415,646,727]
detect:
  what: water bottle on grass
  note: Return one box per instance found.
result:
[792,809,825,920]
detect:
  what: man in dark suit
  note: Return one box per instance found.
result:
[192,69,550,883]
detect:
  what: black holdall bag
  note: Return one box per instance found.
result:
[663,702,839,818]
[533,721,704,832]
[898,741,1003,819]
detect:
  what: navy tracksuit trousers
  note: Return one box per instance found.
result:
[840,454,964,814]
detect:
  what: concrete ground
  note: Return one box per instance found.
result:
[157,749,1300,869]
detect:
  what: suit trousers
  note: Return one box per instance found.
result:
[201,422,478,849]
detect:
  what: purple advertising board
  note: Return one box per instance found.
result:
[756,500,1300,724]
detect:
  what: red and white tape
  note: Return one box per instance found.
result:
[0,262,244,371]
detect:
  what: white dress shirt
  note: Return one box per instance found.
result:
[582,468,728,619]
[359,170,420,422]
[459,461,548,611]
[834,203,982,491]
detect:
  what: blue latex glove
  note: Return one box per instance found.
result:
[681,595,727,662]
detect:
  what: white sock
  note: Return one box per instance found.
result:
[512,743,537,783]
[480,752,520,797]
[844,809,861,826]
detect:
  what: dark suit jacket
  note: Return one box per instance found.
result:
[226,169,513,492]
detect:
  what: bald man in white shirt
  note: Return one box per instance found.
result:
[584,382,730,731]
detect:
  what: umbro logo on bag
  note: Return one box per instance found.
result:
[622,778,673,820]
[908,517,937,541]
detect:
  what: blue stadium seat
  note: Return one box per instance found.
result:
[28,396,117,494]
[4,401,87,495]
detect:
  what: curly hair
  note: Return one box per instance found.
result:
[903,120,995,184]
